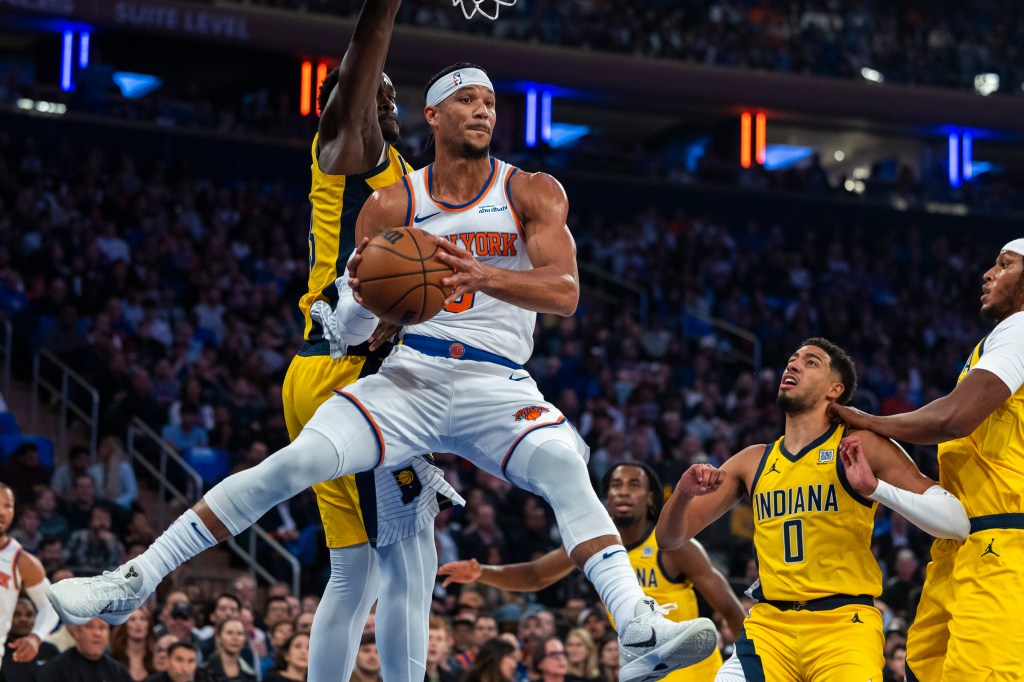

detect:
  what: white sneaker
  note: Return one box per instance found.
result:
[618,598,718,682]
[47,562,148,626]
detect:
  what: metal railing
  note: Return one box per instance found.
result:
[578,260,762,373]
[126,417,301,595]
[0,315,11,399]
[31,349,100,457]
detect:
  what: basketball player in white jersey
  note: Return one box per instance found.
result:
[48,63,717,682]
[0,483,59,671]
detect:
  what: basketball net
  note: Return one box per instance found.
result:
[452,0,516,21]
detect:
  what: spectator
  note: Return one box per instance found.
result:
[34,489,69,543]
[11,505,43,555]
[164,602,201,655]
[424,616,459,682]
[293,612,313,636]
[146,641,199,682]
[349,633,382,682]
[38,536,65,577]
[111,608,157,682]
[261,596,291,634]
[262,632,309,682]
[90,435,139,509]
[161,402,209,453]
[200,617,256,682]
[881,548,923,619]
[152,634,180,676]
[462,637,518,682]
[197,594,241,647]
[63,473,101,532]
[1,597,60,682]
[64,505,123,573]
[50,446,92,502]
[564,629,600,681]
[530,637,569,682]
[0,442,52,501]
[596,639,618,682]
[884,643,907,682]
[38,617,132,682]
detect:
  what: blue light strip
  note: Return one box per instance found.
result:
[79,32,90,69]
[61,30,74,91]
[948,133,960,188]
[525,88,537,148]
[540,90,552,143]
[962,132,973,181]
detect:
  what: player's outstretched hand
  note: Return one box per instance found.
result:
[368,320,400,351]
[677,463,725,496]
[347,237,372,305]
[437,558,482,587]
[839,435,878,497]
[435,237,492,306]
[9,635,40,662]
[827,402,872,429]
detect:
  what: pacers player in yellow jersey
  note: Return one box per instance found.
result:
[832,239,1024,682]
[281,1,456,680]
[437,462,746,681]
[657,338,970,682]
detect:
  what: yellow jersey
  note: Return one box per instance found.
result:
[299,134,412,345]
[627,525,700,622]
[750,423,881,602]
[939,337,1024,518]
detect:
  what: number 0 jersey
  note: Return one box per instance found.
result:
[750,423,881,602]
[300,134,412,344]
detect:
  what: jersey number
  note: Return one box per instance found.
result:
[443,293,475,314]
[782,519,804,563]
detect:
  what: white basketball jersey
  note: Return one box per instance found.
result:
[0,537,24,648]
[400,158,535,364]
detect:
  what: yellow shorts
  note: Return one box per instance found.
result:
[735,602,883,681]
[909,520,1024,681]
[663,647,722,681]
[281,347,377,549]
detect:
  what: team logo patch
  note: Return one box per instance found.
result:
[818,449,835,464]
[449,343,465,359]
[642,546,654,558]
[392,466,423,505]
[515,406,549,421]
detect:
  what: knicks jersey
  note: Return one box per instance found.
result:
[0,537,23,647]
[399,158,534,364]
[300,134,412,344]
[750,424,881,602]
[938,336,1024,517]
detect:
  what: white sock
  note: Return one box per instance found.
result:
[134,509,216,594]
[583,545,645,631]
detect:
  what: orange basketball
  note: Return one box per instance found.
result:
[356,227,455,325]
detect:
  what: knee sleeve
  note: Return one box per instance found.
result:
[309,546,380,682]
[375,524,436,682]
[206,426,368,536]
[517,437,616,555]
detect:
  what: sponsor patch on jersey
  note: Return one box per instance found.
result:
[642,546,654,557]
[818,449,835,464]
[515,406,550,421]
[448,343,465,359]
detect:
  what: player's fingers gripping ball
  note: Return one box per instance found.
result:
[357,227,455,325]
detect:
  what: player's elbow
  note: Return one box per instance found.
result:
[938,411,978,441]
[654,525,685,551]
[552,276,579,317]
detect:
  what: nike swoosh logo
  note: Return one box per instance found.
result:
[508,373,529,381]
[191,522,210,543]
[413,212,440,223]
[629,627,657,649]
[602,549,627,560]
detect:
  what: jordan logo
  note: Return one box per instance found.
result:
[124,567,139,579]
[766,459,781,475]
[851,612,863,624]
[982,538,1000,558]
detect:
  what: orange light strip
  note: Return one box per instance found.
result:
[755,113,767,165]
[315,62,328,115]
[740,112,752,169]
[300,60,312,116]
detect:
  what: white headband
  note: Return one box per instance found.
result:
[425,68,493,107]
[1003,239,1024,257]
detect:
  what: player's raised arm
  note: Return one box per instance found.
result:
[656,445,760,550]
[434,171,580,316]
[318,0,402,174]
[839,432,969,540]
[437,548,575,591]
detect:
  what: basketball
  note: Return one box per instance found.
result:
[356,227,455,326]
